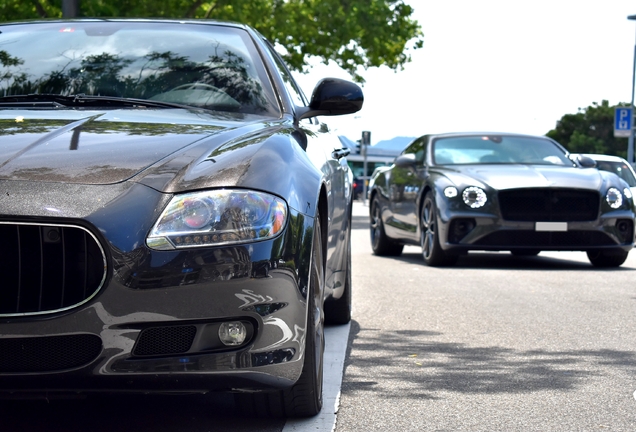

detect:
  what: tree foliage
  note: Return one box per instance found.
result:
[546,100,629,159]
[0,0,423,83]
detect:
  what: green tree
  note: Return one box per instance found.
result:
[0,0,423,83]
[546,100,629,158]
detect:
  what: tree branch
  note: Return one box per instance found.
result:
[185,0,206,18]
[31,0,48,18]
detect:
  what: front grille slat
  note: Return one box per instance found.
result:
[499,188,600,222]
[0,223,106,316]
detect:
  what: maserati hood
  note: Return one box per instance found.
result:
[0,108,261,184]
[445,164,609,191]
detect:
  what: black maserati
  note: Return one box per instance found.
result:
[0,19,362,417]
[368,132,635,267]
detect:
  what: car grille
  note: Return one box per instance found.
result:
[133,325,197,356]
[498,189,600,222]
[0,222,107,316]
[474,230,616,248]
[0,334,102,373]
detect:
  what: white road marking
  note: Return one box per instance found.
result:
[282,323,351,432]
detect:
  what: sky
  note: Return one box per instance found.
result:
[292,1,636,145]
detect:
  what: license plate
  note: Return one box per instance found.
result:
[535,222,567,232]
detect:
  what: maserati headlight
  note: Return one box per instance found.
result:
[147,189,288,250]
[462,186,487,208]
[606,187,623,209]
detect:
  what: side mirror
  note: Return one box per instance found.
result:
[394,153,417,168]
[573,154,597,168]
[297,78,363,121]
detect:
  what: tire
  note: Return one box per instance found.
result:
[421,192,458,267]
[510,249,541,256]
[370,197,404,256]
[236,217,325,417]
[586,249,629,267]
[324,226,352,325]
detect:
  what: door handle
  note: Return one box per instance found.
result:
[331,148,351,160]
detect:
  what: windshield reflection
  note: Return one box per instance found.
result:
[0,22,278,116]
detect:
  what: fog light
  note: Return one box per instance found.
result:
[219,322,247,346]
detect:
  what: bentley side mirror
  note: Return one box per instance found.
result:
[394,153,417,168]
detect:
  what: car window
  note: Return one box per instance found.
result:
[596,161,636,187]
[264,43,308,108]
[403,137,426,162]
[432,135,571,165]
[0,21,281,117]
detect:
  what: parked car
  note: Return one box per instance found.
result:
[573,153,636,198]
[0,19,362,417]
[369,132,635,267]
[352,176,365,200]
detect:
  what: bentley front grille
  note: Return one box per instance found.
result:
[0,222,107,316]
[498,189,600,222]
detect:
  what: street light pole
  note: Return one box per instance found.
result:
[628,15,636,165]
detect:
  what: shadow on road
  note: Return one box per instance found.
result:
[343,320,636,401]
[0,392,284,432]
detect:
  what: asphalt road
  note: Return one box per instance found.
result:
[335,201,636,431]
[3,200,636,431]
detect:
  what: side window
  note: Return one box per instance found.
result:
[404,138,425,162]
[265,43,307,108]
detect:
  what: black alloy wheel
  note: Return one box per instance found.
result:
[370,197,403,256]
[421,192,458,267]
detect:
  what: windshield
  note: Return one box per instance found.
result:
[432,135,571,166]
[0,21,279,116]
[595,160,636,187]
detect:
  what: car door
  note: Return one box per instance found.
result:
[387,137,426,241]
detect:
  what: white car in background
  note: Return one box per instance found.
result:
[576,153,636,198]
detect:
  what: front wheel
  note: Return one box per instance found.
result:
[586,249,629,267]
[421,192,458,267]
[324,224,352,325]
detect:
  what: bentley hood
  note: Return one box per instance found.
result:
[443,164,616,191]
[0,108,266,185]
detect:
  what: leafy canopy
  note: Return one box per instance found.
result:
[546,100,630,159]
[0,0,423,83]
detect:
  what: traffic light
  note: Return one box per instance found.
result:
[356,139,362,154]
[361,131,371,146]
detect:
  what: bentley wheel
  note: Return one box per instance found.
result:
[421,192,458,267]
[370,197,404,256]
[236,217,325,417]
[586,249,629,267]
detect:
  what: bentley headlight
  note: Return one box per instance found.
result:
[147,189,288,250]
[624,188,633,200]
[444,186,458,198]
[462,186,487,208]
[606,187,623,209]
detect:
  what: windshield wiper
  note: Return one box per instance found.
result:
[0,94,192,110]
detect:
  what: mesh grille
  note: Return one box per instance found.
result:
[0,334,102,373]
[0,223,106,316]
[474,230,615,248]
[498,189,600,222]
[133,325,197,356]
